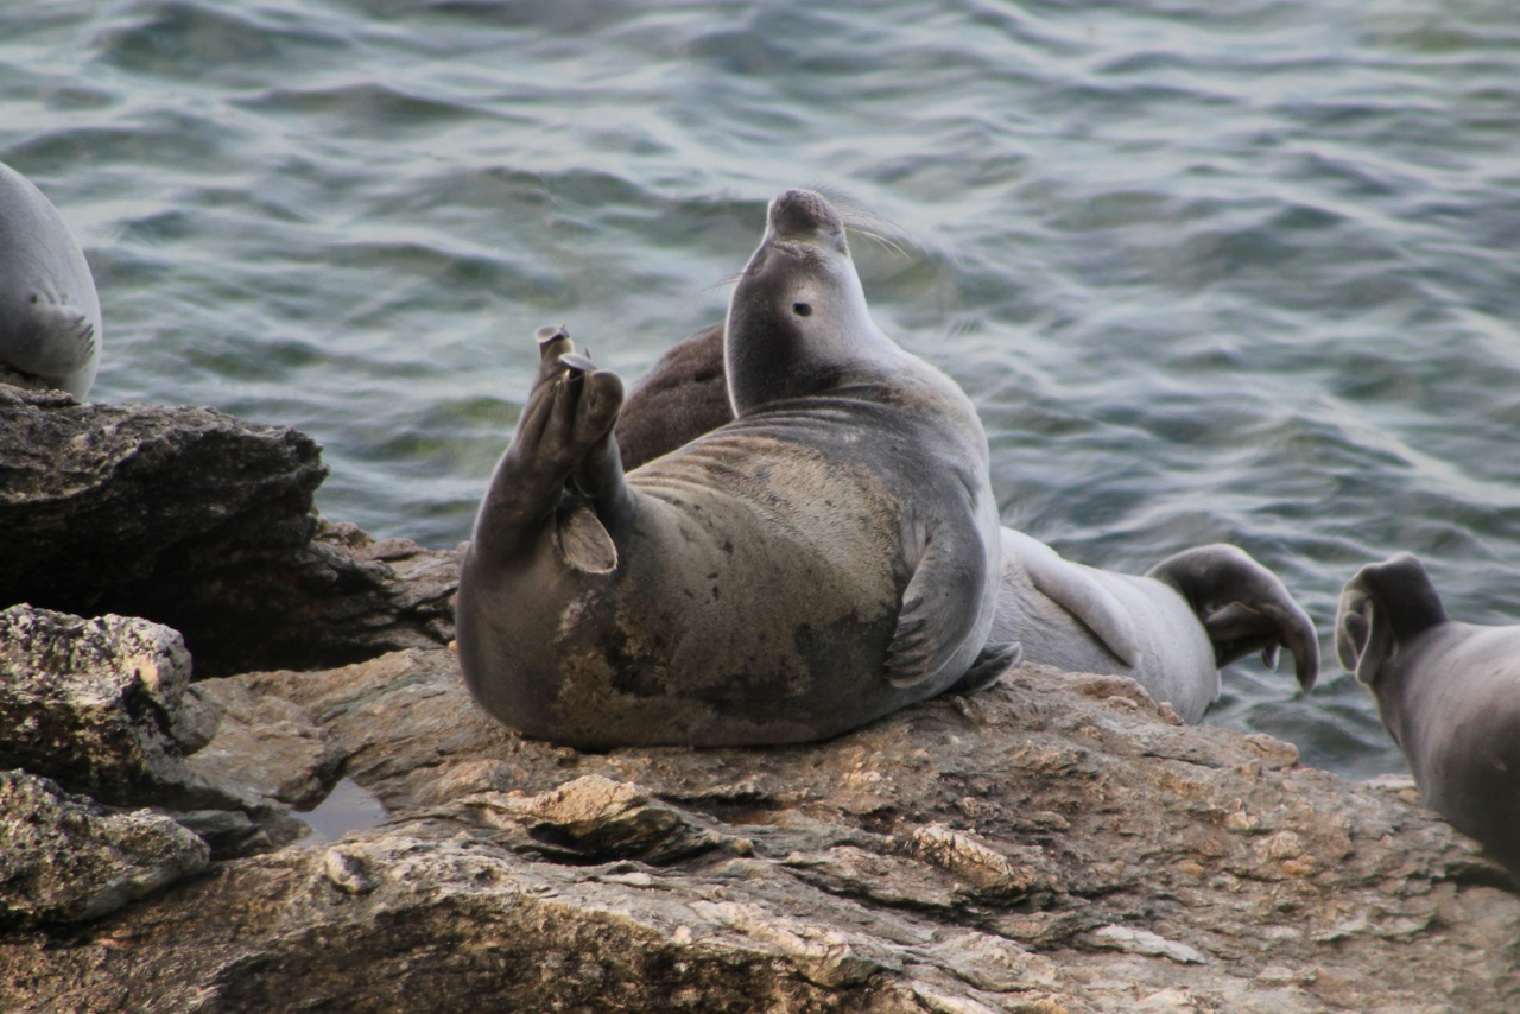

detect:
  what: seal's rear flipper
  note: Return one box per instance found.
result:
[1148,544,1319,692]
[1334,553,1445,688]
[472,327,628,567]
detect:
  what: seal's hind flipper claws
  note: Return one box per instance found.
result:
[1150,544,1320,693]
[559,352,597,374]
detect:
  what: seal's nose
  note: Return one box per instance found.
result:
[767,189,844,240]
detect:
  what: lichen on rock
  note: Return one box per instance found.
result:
[0,770,209,929]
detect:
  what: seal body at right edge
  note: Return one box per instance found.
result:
[0,161,102,400]
[1336,552,1520,880]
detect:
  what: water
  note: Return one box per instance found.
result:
[294,777,387,843]
[5,0,1519,781]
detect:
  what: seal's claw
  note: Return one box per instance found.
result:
[951,641,1023,693]
[1150,544,1319,693]
[536,324,570,347]
[559,352,597,375]
[535,325,576,383]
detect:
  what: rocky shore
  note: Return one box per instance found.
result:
[3,386,1517,1012]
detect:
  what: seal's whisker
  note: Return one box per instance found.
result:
[846,224,912,259]
[678,271,743,317]
[803,184,916,260]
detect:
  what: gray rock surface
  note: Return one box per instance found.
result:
[0,605,230,810]
[5,648,1516,1012]
[0,385,458,674]
[0,770,209,929]
[0,605,303,866]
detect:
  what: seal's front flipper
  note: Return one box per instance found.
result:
[884,517,993,688]
[949,640,1023,693]
[555,504,617,574]
[1005,529,1140,668]
[9,304,97,376]
[1148,544,1319,692]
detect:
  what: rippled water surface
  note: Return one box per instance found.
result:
[6,0,1519,779]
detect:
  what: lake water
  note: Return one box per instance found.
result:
[5,0,1518,780]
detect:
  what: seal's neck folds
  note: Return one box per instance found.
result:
[724,189,898,415]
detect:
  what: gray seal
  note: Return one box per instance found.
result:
[1336,553,1520,879]
[991,530,1317,722]
[0,161,102,399]
[615,322,728,471]
[612,321,1318,721]
[455,189,1008,747]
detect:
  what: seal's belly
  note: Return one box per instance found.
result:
[539,432,907,745]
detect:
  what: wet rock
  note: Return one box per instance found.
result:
[6,651,1515,1012]
[0,387,458,674]
[0,770,209,929]
[167,809,275,859]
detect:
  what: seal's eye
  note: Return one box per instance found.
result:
[792,302,812,317]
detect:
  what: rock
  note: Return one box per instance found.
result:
[0,770,208,929]
[0,387,458,674]
[0,605,304,857]
[1078,925,1208,965]
[452,775,744,865]
[183,676,340,808]
[4,651,1516,1012]
[0,605,231,810]
[167,809,276,859]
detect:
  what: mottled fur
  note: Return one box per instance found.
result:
[611,313,1318,722]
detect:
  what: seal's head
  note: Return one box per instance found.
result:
[1336,552,1447,689]
[724,189,895,414]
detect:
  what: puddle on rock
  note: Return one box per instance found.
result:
[294,778,387,843]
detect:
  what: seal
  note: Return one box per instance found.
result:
[455,189,1009,748]
[1336,553,1520,879]
[991,531,1317,722]
[614,320,1319,721]
[615,322,729,471]
[0,161,102,399]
